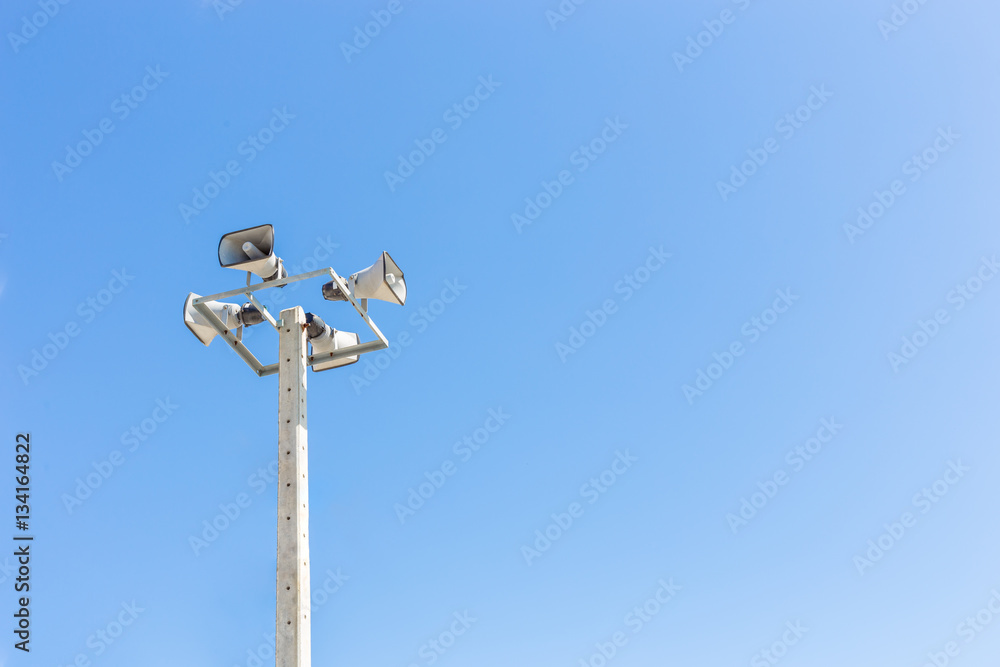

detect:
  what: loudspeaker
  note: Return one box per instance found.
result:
[310,325,361,371]
[183,293,241,346]
[322,251,405,305]
[218,224,285,281]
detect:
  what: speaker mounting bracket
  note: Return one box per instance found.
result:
[190,267,390,378]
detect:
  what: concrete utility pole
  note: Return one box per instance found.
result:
[276,306,311,667]
[183,226,407,667]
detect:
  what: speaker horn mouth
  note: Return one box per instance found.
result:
[218,224,283,280]
[184,292,241,346]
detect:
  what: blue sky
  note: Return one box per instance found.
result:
[2,1,1000,666]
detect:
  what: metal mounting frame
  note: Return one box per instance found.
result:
[191,268,389,377]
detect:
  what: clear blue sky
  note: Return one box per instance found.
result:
[2,1,1000,666]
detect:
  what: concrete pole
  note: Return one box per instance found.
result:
[277,306,311,667]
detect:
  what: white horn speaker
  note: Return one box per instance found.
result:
[183,293,241,346]
[218,224,285,281]
[309,325,361,371]
[322,251,405,305]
